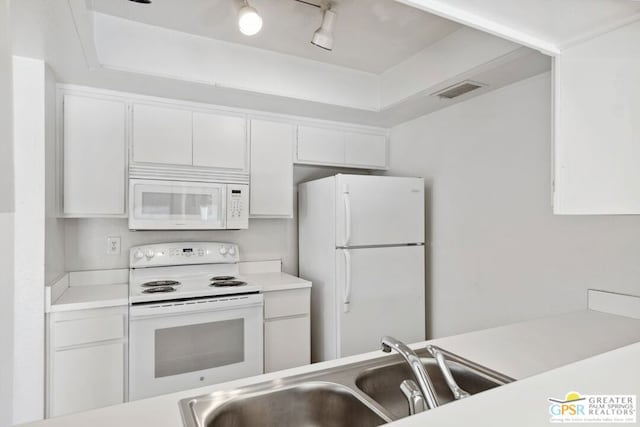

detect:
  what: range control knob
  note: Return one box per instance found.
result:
[134,250,144,260]
[219,247,228,256]
[145,249,155,259]
[228,246,236,256]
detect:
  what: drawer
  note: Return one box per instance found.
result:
[54,314,125,348]
[264,288,310,319]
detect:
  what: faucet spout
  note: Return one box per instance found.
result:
[381,336,440,410]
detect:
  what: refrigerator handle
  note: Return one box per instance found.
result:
[343,249,352,313]
[343,185,352,246]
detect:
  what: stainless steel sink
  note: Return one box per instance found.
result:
[189,382,388,427]
[355,354,511,419]
[179,347,514,427]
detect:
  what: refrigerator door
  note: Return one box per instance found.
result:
[336,245,425,358]
[336,175,424,247]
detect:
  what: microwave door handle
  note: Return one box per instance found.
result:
[343,185,351,246]
[343,249,351,313]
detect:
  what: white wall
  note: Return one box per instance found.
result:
[0,0,14,425]
[45,61,65,285]
[65,166,365,273]
[389,72,640,338]
[12,56,59,424]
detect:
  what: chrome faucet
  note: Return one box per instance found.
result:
[381,336,440,411]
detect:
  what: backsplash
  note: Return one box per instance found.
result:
[64,217,299,274]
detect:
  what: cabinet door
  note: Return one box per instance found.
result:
[553,23,640,214]
[50,342,125,417]
[296,125,345,165]
[344,132,387,168]
[193,112,247,171]
[250,120,294,217]
[132,103,192,165]
[63,94,126,216]
[264,316,310,373]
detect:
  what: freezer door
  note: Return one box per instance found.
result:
[336,245,425,358]
[336,175,424,247]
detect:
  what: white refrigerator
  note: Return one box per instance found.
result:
[298,174,425,362]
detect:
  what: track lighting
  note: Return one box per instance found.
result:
[311,7,336,51]
[237,0,263,36]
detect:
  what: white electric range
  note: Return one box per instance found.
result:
[128,242,263,401]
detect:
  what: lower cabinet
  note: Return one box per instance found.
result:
[46,306,127,418]
[263,288,311,373]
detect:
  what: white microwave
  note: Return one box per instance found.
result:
[129,179,249,230]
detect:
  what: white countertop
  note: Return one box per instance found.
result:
[46,268,310,312]
[46,269,130,313]
[394,341,640,426]
[49,284,129,312]
[23,308,640,427]
[241,272,312,292]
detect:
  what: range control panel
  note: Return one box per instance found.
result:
[130,242,240,268]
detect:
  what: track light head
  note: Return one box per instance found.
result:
[311,8,336,51]
[238,1,263,36]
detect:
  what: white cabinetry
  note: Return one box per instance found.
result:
[297,126,345,165]
[295,125,388,169]
[47,306,127,418]
[344,132,387,168]
[132,103,192,165]
[62,93,127,217]
[131,104,249,171]
[553,21,640,214]
[250,119,294,218]
[193,112,248,171]
[263,288,310,373]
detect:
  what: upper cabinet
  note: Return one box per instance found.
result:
[131,104,249,172]
[193,112,247,171]
[250,119,294,218]
[553,21,640,214]
[295,125,388,170]
[297,126,345,165]
[62,93,127,217]
[344,132,387,168]
[132,103,192,165]
[59,85,388,218]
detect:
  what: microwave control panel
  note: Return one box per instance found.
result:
[226,184,249,229]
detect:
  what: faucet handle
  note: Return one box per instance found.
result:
[400,379,428,415]
[426,345,471,401]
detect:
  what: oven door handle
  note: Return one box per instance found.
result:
[129,295,264,319]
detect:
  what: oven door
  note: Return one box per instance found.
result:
[129,294,263,401]
[129,179,227,230]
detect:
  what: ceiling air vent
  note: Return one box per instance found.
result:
[432,81,486,99]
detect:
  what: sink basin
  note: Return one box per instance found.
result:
[356,356,511,419]
[180,347,514,426]
[182,381,389,427]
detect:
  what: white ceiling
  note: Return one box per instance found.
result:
[401,0,640,52]
[88,0,462,73]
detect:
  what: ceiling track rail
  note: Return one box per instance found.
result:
[294,0,324,9]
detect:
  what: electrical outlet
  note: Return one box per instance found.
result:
[107,236,121,255]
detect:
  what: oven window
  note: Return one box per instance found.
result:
[154,319,244,378]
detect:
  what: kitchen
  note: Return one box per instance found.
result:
[3,0,640,426]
